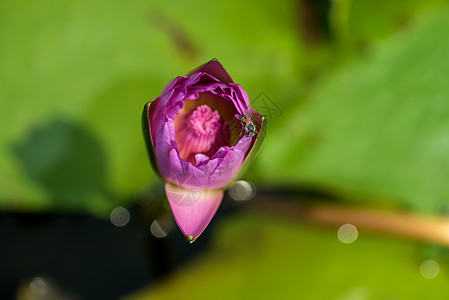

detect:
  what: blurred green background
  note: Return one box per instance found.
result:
[2,0,449,299]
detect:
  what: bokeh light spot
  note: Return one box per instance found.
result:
[228,180,255,201]
[110,207,130,227]
[337,224,358,244]
[420,259,439,279]
[150,219,169,238]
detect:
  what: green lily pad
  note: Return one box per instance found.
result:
[256,4,449,213]
[125,212,448,300]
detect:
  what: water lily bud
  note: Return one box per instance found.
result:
[142,59,266,242]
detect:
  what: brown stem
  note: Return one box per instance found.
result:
[246,196,449,247]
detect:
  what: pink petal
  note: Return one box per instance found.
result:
[189,59,234,83]
[165,183,224,242]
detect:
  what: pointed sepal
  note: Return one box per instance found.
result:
[142,100,162,177]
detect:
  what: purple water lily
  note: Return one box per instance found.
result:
[143,59,266,242]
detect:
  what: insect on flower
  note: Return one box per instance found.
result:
[239,114,256,137]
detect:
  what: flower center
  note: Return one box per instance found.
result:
[189,105,222,137]
[175,104,229,164]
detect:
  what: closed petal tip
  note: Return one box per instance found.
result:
[165,183,224,242]
[189,59,234,84]
[187,236,197,244]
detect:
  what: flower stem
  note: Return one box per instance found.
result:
[246,195,449,247]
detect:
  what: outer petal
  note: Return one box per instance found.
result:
[165,183,224,242]
[227,110,267,186]
[188,59,234,84]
